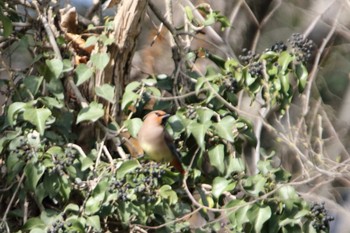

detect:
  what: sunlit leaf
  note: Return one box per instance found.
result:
[46,58,63,79]
[24,162,45,192]
[188,122,210,150]
[7,102,28,126]
[116,159,140,179]
[248,205,271,233]
[213,116,235,142]
[76,102,104,124]
[208,144,225,174]
[75,63,94,86]
[95,84,115,103]
[91,53,109,71]
[125,118,143,138]
[296,64,308,92]
[212,177,235,199]
[23,107,52,135]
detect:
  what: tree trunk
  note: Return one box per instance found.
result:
[105,0,149,121]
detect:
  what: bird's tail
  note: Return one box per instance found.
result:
[170,158,185,175]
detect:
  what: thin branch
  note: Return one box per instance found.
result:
[302,7,340,116]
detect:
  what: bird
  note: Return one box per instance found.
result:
[137,110,185,174]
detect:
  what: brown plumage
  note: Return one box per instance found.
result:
[137,110,185,174]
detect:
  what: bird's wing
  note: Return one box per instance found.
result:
[164,130,185,174]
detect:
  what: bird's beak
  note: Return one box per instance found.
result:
[161,114,171,125]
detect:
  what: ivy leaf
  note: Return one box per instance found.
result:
[24,162,45,192]
[46,58,63,79]
[159,185,178,205]
[124,118,143,138]
[184,6,193,21]
[23,76,43,96]
[0,13,13,37]
[76,102,104,124]
[95,84,115,103]
[75,63,93,86]
[196,108,215,123]
[280,74,290,95]
[248,205,271,233]
[7,102,29,126]
[188,122,210,150]
[87,215,101,231]
[22,218,46,231]
[296,64,308,92]
[277,186,299,210]
[208,144,225,174]
[278,51,293,74]
[84,36,98,48]
[125,81,141,92]
[212,177,235,199]
[23,107,52,135]
[116,160,140,179]
[213,116,235,142]
[121,91,140,110]
[91,53,109,71]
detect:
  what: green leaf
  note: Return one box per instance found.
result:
[95,84,115,103]
[226,157,245,176]
[248,205,271,233]
[75,63,94,86]
[84,36,98,47]
[244,174,267,196]
[64,203,80,213]
[277,186,299,210]
[125,81,141,92]
[22,218,46,231]
[278,51,293,74]
[296,64,308,92]
[188,122,210,150]
[91,53,109,71]
[76,101,104,124]
[280,74,290,95]
[213,116,235,142]
[23,107,52,135]
[39,97,64,109]
[46,58,63,79]
[184,6,193,21]
[195,77,206,94]
[116,159,140,179]
[30,228,46,233]
[159,185,178,205]
[196,108,215,123]
[121,91,140,110]
[23,76,44,96]
[124,118,143,138]
[7,102,28,126]
[87,215,101,231]
[226,199,250,229]
[24,162,45,192]
[208,144,225,174]
[212,177,235,199]
[81,156,94,171]
[0,14,13,37]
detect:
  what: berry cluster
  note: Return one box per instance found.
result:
[288,33,313,62]
[249,61,264,77]
[48,220,72,233]
[224,78,238,92]
[310,202,334,231]
[271,41,288,53]
[239,48,257,65]
[48,149,77,176]
[110,161,167,203]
